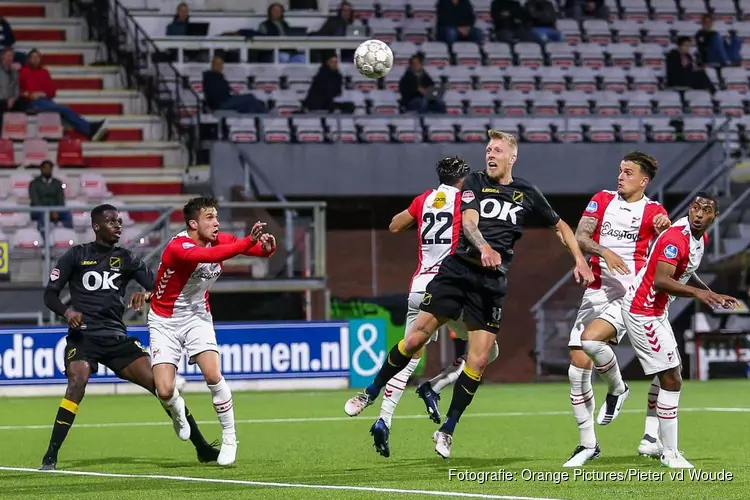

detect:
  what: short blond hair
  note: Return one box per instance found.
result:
[487,130,518,150]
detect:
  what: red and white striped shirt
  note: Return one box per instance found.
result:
[583,190,668,296]
[150,231,274,318]
[624,217,706,317]
[407,184,462,293]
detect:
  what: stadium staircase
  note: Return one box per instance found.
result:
[0,0,197,225]
[532,132,750,376]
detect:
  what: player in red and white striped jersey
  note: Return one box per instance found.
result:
[564,152,672,467]
[368,157,499,458]
[147,197,276,467]
[621,193,737,468]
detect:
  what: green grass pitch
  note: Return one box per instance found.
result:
[0,380,748,500]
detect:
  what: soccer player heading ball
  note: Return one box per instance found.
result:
[345,130,594,458]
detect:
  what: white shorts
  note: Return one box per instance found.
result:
[147,310,218,367]
[408,291,468,341]
[622,309,681,376]
[569,288,626,347]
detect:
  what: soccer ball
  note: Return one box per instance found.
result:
[354,39,394,79]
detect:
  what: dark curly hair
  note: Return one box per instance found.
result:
[436,156,470,186]
[183,196,219,227]
[622,151,658,181]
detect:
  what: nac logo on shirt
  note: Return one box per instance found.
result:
[480,199,522,224]
[82,271,121,291]
[663,244,678,260]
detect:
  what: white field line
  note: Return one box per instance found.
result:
[0,466,567,500]
[0,407,747,431]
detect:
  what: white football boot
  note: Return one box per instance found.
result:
[217,433,238,466]
[433,430,452,459]
[597,383,630,425]
[344,392,374,417]
[638,435,664,458]
[563,444,601,467]
[660,449,694,469]
[169,396,191,441]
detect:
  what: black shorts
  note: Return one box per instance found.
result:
[420,254,508,334]
[65,333,149,375]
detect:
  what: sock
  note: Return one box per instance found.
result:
[208,377,235,437]
[581,340,626,395]
[430,356,465,393]
[158,387,181,410]
[46,398,79,452]
[644,375,661,438]
[439,366,481,435]
[366,340,413,399]
[379,357,420,428]
[185,407,211,449]
[568,365,597,449]
[656,388,680,451]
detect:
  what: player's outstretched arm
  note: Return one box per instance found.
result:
[654,261,737,308]
[574,215,630,274]
[554,219,594,285]
[177,237,254,264]
[388,209,416,233]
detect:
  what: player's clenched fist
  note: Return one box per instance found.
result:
[64,308,83,328]
[479,244,502,270]
[573,259,594,287]
[260,233,276,253]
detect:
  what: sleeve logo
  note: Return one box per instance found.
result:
[663,244,678,259]
[461,190,475,203]
[182,242,196,249]
[50,268,60,281]
[585,200,598,213]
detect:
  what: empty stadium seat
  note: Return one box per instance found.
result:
[359,117,391,142]
[326,117,358,143]
[66,200,90,229]
[226,117,258,142]
[10,171,32,200]
[50,227,77,248]
[391,117,421,142]
[261,117,292,142]
[23,139,51,166]
[36,113,64,140]
[2,113,28,141]
[292,117,326,143]
[79,173,110,200]
[12,227,42,249]
[57,137,84,167]
[0,138,16,167]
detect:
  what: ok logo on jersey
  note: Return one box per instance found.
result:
[82,270,121,291]
[480,199,523,224]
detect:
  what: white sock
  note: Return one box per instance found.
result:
[208,377,235,437]
[158,387,181,410]
[430,357,466,393]
[569,365,596,449]
[656,388,680,451]
[644,375,661,438]
[379,357,420,428]
[581,340,626,395]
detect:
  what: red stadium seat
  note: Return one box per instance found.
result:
[57,137,84,167]
[0,138,16,167]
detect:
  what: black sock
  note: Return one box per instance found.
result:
[367,340,412,398]
[47,398,79,453]
[185,407,211,449]
[439,368,481,435]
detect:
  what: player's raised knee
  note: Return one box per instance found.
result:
[155,380,176,401]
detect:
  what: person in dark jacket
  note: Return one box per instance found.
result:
[526,0,562,42]
[303,53,351,113]
[437,0,483,45]
[666,36,713,91]
[29,160,73,233]
[258,3,305,63]
[491,0,536,43]
[695,14,741,67]
[565,0,610,22]
[166,2,189,36]
[0,48,24,117]
[202,55,266,113]
[399,54,446,113]
[315,1,355,36]
[0,17,24,64]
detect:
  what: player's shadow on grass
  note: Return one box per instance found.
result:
[66,457,197,469]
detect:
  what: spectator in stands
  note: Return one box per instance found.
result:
[166,2,190,36]
[666,36,713,91]
[526,0,562,43]
[695,14,741,67]
[315,1,355,36]
[20,50,108,141]
[303,53,352,113]
[491,0,536,43]
[0,48,25,121]
[202,55,266,114]
[436,0,483,45]
[29,160,73,233]
[565,0,609,22]
[399,54,446,114]
[258,3,306,63]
